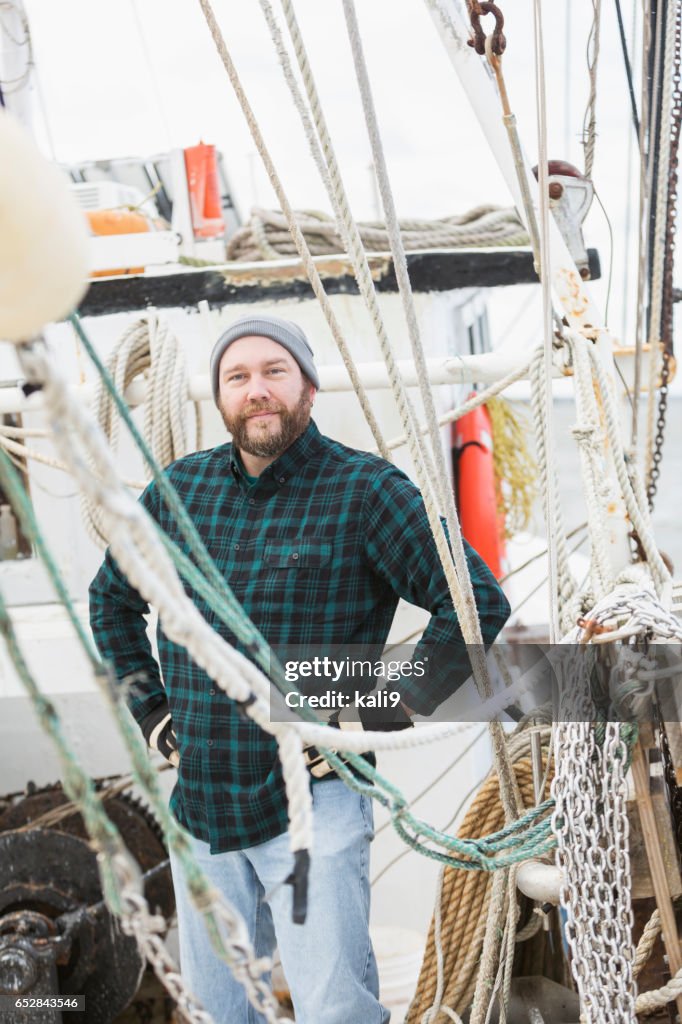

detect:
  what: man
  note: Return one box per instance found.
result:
[89,314,510,1024]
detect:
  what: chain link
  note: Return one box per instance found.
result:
[552,657,636,1023]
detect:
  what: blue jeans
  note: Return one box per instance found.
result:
[169,779,390,1024]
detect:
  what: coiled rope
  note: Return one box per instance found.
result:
[226,205,529,262]
[84,312,200,547]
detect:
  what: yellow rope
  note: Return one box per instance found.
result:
[487,396,538,539]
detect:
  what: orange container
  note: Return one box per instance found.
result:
[86,208,151,277]
[184,143,225,239]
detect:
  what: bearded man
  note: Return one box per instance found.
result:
[89,314,510,1024]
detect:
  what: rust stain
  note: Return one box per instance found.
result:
[556,266,590,320]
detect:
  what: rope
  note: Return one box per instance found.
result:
[406,745,552,1024]
[253,0,521,814]
[532,0,561,644]
[633,908,661,979]
[582,0,603,180]
[340,0,521,818]
[486,397,538,539]
[194,0,390,461]
[84,313,199,546]
[226,205,529,261]
[528,349,579,632]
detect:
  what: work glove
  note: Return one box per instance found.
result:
[141,704,180,767]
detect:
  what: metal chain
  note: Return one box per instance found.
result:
[648,0,682,510]
[552,656,636,1023]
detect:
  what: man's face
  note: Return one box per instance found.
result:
[217,336,316,459]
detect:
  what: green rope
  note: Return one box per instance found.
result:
[21,316,622,872]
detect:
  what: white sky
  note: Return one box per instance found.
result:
[6,0,673,361]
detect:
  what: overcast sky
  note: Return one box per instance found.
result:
[7,0,667,359]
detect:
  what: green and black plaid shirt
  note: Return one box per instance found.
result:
[89,420,510,852]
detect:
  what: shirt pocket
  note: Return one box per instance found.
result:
[264,540,332,569]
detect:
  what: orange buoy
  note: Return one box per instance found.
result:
[184,143,225,239]
[452,398,506,580]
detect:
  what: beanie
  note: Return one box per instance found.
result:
[210,315,320,404]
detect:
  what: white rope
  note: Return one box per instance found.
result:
[532,0,561,644]
[582,0,603,180]
[0,431,146,489]
[259,0,520,816]
[566,336,615,598]
[582,334,670,592]
[227,205,529,261]
[528,349,580,633]
[194,0,391,462]
[381,351,537,454]
[84,313,199,547]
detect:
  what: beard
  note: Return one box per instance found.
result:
[219,382,313,458]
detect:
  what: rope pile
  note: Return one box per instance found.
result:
[225,205,529,262]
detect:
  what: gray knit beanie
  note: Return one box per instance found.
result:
[210,315,320,403]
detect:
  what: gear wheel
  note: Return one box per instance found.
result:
[0,780,174,921]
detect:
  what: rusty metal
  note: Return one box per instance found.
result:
[647,0,681,511]
[0,783,173,921]
[0,827,144,1021]
[467,1,506,57]
[548,181,564,199]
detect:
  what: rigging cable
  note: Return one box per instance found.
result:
[614,0,641,136]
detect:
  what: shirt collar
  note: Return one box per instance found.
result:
[229,419,323,487]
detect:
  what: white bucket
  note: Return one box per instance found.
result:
[371,925,425,1022]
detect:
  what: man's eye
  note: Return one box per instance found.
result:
[228,373,245,382]
[268,367,284,375]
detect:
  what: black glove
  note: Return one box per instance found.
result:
[358,695,414,732]
[141,704,179,766]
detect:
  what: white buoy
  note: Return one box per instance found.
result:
[0,109,89,342]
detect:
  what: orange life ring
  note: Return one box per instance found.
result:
[452,398,506,580]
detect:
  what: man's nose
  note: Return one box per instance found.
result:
[245,375,271,401]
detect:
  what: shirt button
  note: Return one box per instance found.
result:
[234,543,240,550]
[279,477,285,484]
[292,552,299,560]
[209,688,216,696]
[207,739,214,747]
[248,498,255,505]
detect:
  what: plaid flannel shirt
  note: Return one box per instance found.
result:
[89,420,510,852]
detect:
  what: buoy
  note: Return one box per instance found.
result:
[0,109,89,341]
[184,143,225,239]
[453,397,506,579]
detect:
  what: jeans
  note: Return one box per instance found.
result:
[169,779,390,1024]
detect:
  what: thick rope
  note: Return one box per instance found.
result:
[406,745,552,1024]
[226,205,529,261]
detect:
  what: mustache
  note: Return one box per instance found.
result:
[242,402,284,418]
